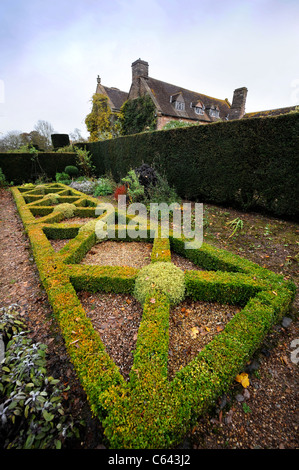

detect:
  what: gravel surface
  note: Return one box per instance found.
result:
[0,188,298,450]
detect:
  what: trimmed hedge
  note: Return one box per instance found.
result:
[11,183,296,449]
[78,113,299,220]
[0,152,76,184]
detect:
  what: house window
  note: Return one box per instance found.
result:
[195,106,204,115]
[209,108,220,118]
[175,101,185,111]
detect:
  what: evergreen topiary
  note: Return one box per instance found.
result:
[53,203,76,219]
[64,166,79,178]
[134,261,185,306]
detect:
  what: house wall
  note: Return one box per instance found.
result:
[156,115,206,130]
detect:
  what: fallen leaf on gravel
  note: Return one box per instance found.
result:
[281,355,290,366]
[191,327,199,338]
[235,372,250,388]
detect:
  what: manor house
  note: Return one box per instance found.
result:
[95,59,296,130]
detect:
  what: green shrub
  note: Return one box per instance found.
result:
[74,147,95,177]
[134,261,185,305]
[121,169,144,202]
[119,94,157,135]
[64,165,79,177]
[55,172,71,184]
[53,203,76,218]
[145,173,181,205]
[93,178,114,196]
[0,167,6,187]
[0,308,78,449]
[162,120,199,130]
[56,144,74,153]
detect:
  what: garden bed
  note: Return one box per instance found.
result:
[0,186,298,449]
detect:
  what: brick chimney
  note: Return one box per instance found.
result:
[132,59,149,80]
[229,87,248,120]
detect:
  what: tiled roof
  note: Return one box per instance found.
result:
[243,106,297,119]
[145,77,231,122]
[96,83,128,112]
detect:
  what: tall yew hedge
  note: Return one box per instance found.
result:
[80,113,299,220]
[1,113,298,220]
[0,152,77,184]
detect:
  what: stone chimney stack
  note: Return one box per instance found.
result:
[229,87,248,120]
[132,59,149,80]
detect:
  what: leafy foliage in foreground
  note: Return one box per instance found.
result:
[0,308,78,449]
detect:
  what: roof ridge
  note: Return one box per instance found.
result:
[245,104,297,116]
[147,76,228,104]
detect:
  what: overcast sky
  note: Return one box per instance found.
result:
[1,0,298,138]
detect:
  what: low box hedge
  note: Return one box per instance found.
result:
[11,182,296,449]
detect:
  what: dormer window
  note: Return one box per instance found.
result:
[192,100,205,115]
[208,105,220,118]
[170,93,185,111]
[175,101,185,111]
[195,106,204,115]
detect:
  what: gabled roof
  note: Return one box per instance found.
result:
[96,83,128,112]
[243,105,297,119]
[144,76,231,122]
